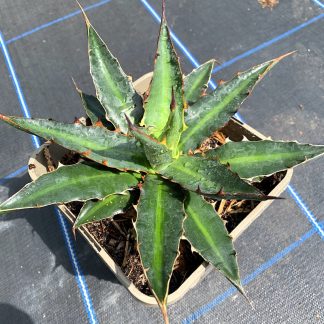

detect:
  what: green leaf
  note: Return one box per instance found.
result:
[179,54,292,153]
[0,163,139,215]
[74,192,133,227]
[206,140,324,178]
[163,87,186,158]
[74,82,114,129]
[184,191,244,294]
[0,115,151,172]
[140,13,184,143]
[135,174,184,309]
[159,155,269,200]
[127,117,172,170]
[84,10,142,133]
[184,59,215,104]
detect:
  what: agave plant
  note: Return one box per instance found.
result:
[1,1,324,323]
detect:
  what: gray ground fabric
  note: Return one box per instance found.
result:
[0,0,324,323]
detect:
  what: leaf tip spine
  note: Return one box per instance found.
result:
[162,0,166,21]
[273,50,297,63]
[160,302,169,324]
[76,0,91,27]
[71,77,81,94]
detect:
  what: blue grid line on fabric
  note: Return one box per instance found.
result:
[212,13,324,74]
[0,33,41,148]
[5,0,112,44]
[0,32,98,324]
[55,209,98,324]
[0,165,28,186]
[311,0,324,9]
[139,0,324,239]
[182,225,319,324]
[287,185,324,238]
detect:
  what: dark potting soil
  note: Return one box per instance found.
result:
[59,143,285,297]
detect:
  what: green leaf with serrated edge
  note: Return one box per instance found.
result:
[0,163,139,215]
[127,116,172,170]
[179,53,293,153]
[135,174,184,312]
[82,9,142,134]
[184,191,244,295]
[74,82,114,129]
[140,11,184,142]
[0,115,151,172]
[159,155,271,200]
[206,140,324,179]
[74,192,132,228]
[184,59,215,104]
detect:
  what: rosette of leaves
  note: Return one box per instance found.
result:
[1,1,324,323]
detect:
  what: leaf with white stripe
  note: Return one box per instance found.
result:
[184,60,215,104]
[184,191,245,295]
[159,155,270,200]
[206,140,324,178]
[74,192,133,227]
[84,9,143,133]
[179,53,293,153]
[0,163,139,215]
[135,174,184,319]
[0,115,151,172]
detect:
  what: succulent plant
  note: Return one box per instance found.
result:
[1,1,324,323]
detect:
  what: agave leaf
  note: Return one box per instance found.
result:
[0,115,151,172]
[74,82,114,129]
[206,140,324,179]
[127,117,172,170]
[0,163,139,215]
[184,191,244,295]
[82,9,142,133]
[140,8,184,146]
[135,174,184,317]
[179,53,293,153]
[74,192,133,228]
[159,155,270,200]
[163,87,186,158]
[184,59,215,104]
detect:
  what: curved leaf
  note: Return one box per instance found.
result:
[84,10,142,133]
[0,115,151,172]
[179,54,292,153]
[159,155,269,200]
[127,117,172,170]
[140,12,184,144]
[184,59,215,104]
[74,82,114,129]
[135,174,184,309]
[184,191,244,294]
[0,163,139,214]
[74,192,133,227]
[207,140,324,178]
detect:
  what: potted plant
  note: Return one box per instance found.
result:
[1,1,323,323]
